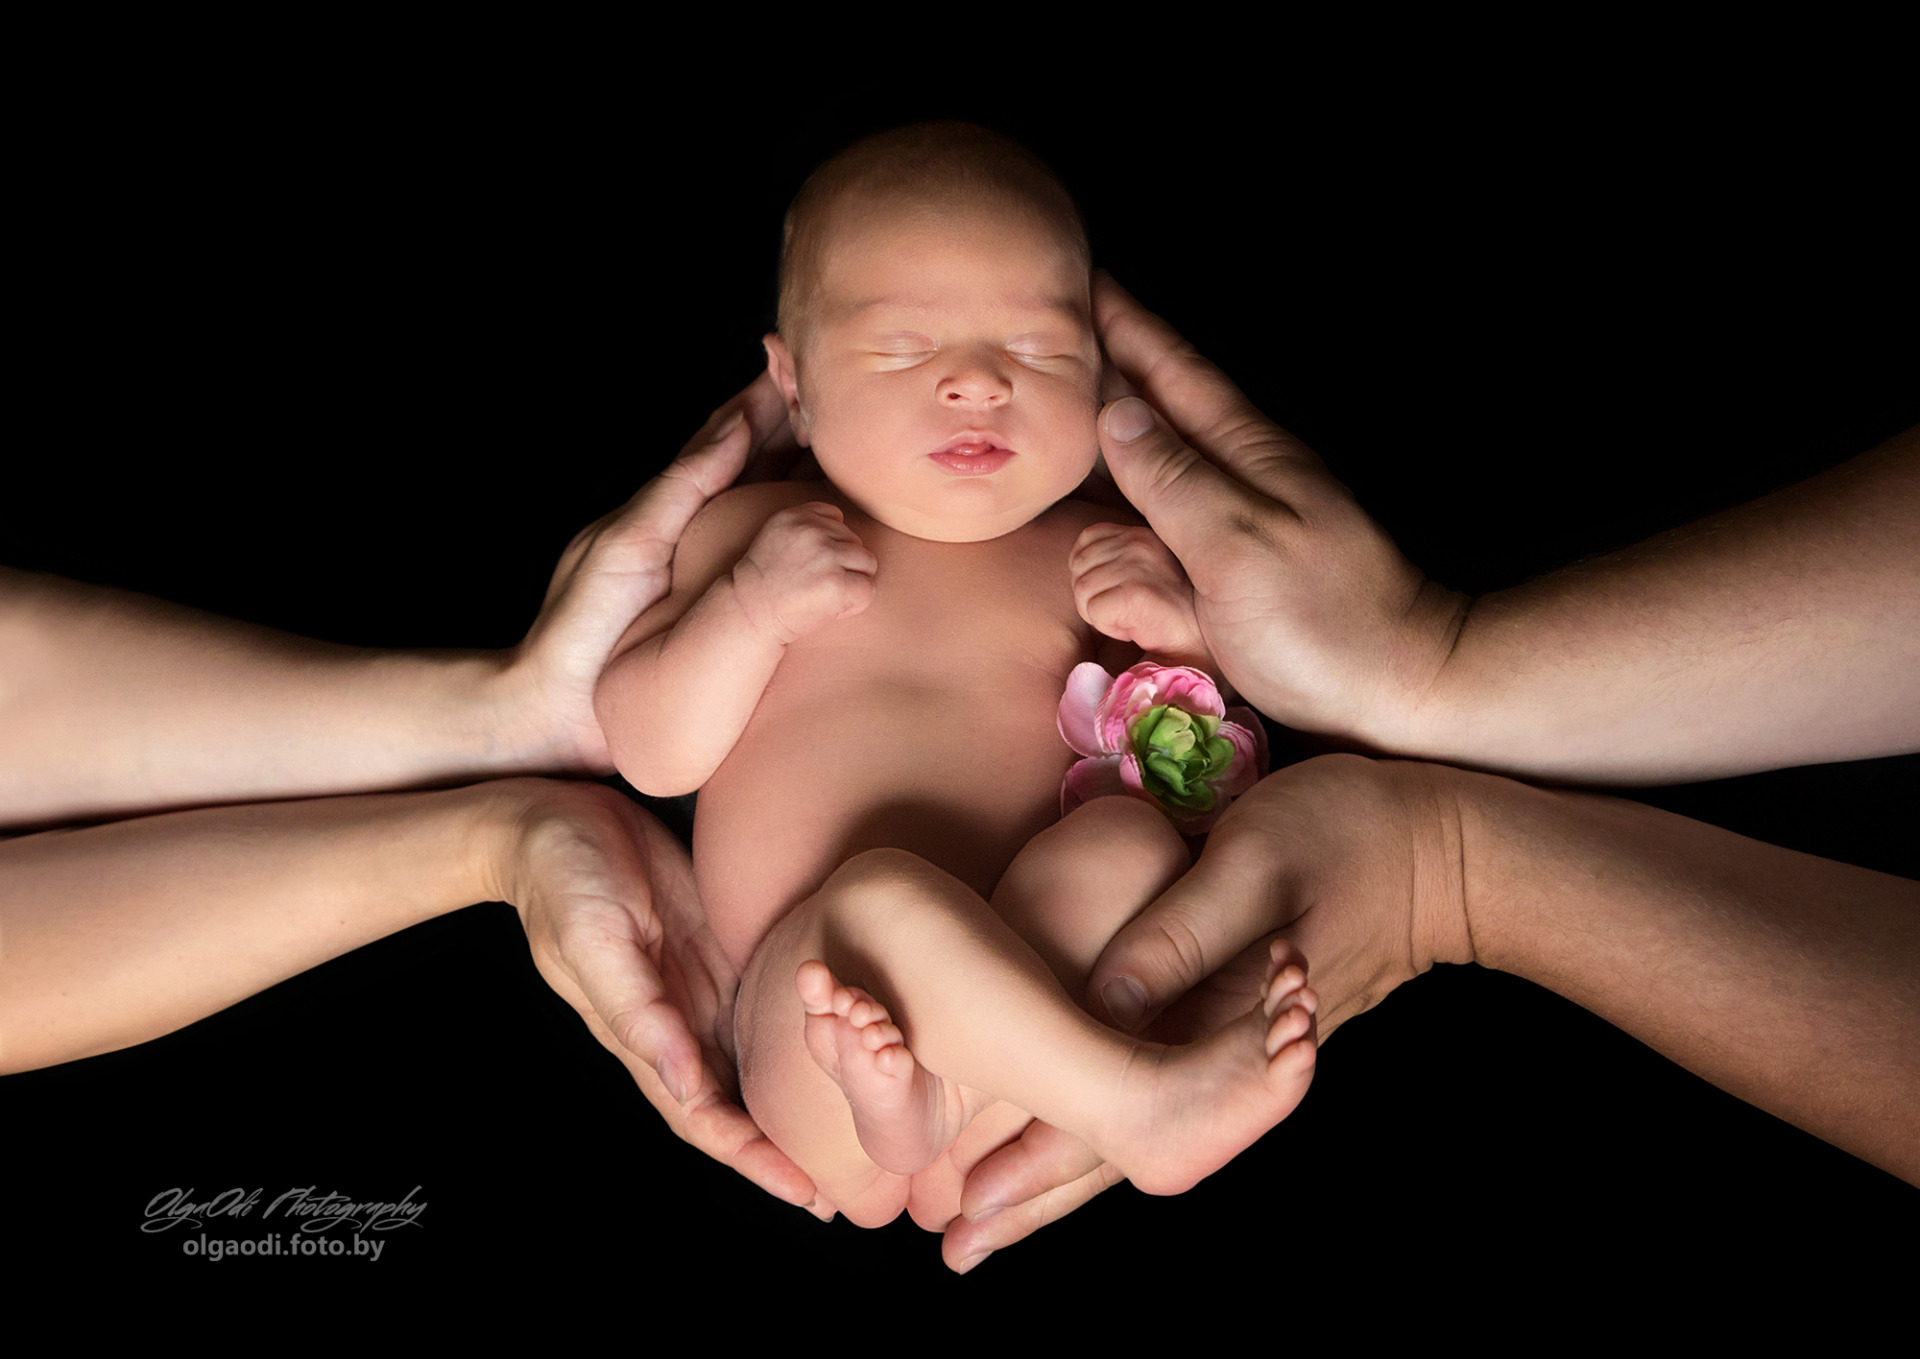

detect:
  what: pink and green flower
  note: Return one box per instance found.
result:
[1056,662,1266,833]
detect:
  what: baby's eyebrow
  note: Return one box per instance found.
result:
[842,294,1088,325]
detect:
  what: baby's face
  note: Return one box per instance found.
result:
[770,199,1100,542]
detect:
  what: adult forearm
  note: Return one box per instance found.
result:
[1402,429,1920,782]
[0,782,522,1073]
[1454,767,1920,1182]
[0,569,535,828]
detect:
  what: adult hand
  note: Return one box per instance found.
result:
[500,778,826,1216]
[499,373,802,773]
[951,755,1472,1258]
[1089,273,1466,746]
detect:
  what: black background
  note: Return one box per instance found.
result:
[8,50,1916,1318]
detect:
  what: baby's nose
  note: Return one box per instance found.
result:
[937,356,1012,408]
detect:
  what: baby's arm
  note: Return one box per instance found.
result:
[595,490,876,796]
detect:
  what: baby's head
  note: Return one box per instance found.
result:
[765,123,1100,542]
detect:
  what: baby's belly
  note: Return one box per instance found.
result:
[695,661,1076,973]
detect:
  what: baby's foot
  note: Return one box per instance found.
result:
[797,960,969,1176]
[1099,940,1319,1197]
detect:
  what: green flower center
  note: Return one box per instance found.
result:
[1129,704,1235,815]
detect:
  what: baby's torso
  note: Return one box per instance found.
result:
[695,487,1118,972]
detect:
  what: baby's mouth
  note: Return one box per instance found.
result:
[929,435,1015,475]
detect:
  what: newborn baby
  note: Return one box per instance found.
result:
[596,123,1316,1227]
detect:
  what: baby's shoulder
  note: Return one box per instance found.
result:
[678,480,842,562]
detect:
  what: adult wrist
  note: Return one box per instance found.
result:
[1356,583,1475,760]
[480,646,607,777]
[1387,759,1477,976]
[466,776,568,911]
[1442,767,1579,983]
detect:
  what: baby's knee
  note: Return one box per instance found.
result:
[1064,795,1189,867]
[1013,795,1191,900]
[811,848,981,956]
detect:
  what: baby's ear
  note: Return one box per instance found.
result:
[762,333,811,447]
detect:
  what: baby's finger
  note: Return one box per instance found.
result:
[833,542,880,577]
[1068,522,1137,574]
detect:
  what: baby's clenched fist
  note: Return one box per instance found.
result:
[1071,523,1210,671]
[733,503,878,645]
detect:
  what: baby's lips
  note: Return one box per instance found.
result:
[931,431,1013,458]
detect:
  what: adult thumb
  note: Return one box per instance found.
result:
[1099,396,1266,578]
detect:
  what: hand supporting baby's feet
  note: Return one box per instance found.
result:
[1099,939,1318,1197]
[797,960,971,1176]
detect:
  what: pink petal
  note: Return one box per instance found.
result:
[1212,718,1267,798]
[1150,665,1226,719]
[1057,662,1117,756]
[1096,667,1148,750]
[1225,707,1269,771]
[1061,754,1134,815]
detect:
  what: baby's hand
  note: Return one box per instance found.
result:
[1071,523,1210,671]
[732,503,878,644]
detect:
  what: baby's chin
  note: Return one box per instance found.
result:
[849,475,1098,542]
[853,498,1045,543]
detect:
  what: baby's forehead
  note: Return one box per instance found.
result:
[815,194,1091,313]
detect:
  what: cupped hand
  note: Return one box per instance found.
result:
[950,755,1476,1259]
[1092,273,1467,746]
[501,373,803,772]
[497,777,826,1216]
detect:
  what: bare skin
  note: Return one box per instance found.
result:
[1086,272,1920,783]
[943,756,1920,1269]
[731,805,1315,1226]
[596,200,1303,1227]
[0,378,798,831]
[939,277,1920,1270]
[0,379,826,1213]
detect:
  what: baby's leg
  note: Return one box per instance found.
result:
[735,858,997,1228]
[991,796,1304,1042]
[989,795,1193,993]
[741,840,1317,1215]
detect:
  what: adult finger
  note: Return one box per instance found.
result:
[551,947,822,1214]
[1083,780,1307,1030]
[957,1117,1107,1226]
[1096,393,1276,592]
[943,1123,1125,1274]
[618,405,755,557]
[587,372,788,569]
[1095,271,1328,496]
[731,369,804,483]
[604,1009,826,1215]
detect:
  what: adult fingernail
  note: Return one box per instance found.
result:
[656,1058,689,1105]
[965,1203,1003,1225]
[1106,397,1155,443]
[958,1251,994,1275]
[1101,975,1149,1029]
[711,409,745,441]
